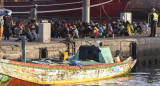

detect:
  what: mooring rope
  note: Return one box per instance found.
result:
[12,0,113,14]
[4,1,82,7]
[99,0,112,20]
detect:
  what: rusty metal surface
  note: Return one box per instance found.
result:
[128,0,160,9]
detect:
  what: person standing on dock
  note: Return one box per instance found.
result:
[149,8,159,37]
[0,14,4,42]
[3,11,13,40]
[29,4,38,24]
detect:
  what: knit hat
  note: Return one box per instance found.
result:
[116,50,120,55]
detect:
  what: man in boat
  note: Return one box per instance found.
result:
[149,8,159,37]
[3,11,13,40]
[29,4,38,24]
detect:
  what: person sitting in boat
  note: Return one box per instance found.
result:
[114,50,122,63]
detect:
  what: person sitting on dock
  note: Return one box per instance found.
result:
[136,22,142,34]
[141,21,148,34]
[132,21,137,33]
[98,24,103,38]
[12,21,24,38]
[15,22,30,42]
[106,24,114,38]
[72,25,79,38]
[127,23,132,36]
[93,26,99,38]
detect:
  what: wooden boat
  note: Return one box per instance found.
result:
[0,45,136,85]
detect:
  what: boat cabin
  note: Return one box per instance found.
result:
[30,45,114,65]
[74,45,114,64]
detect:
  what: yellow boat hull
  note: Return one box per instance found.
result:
[0,59,136,85]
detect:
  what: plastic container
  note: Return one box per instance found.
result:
[114,56,121,63]
[62,52,68,60]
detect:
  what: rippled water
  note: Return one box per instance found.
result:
[58,67,160,86]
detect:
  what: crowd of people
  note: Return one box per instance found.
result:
[0,4,39,42]
[0,14,149,42]
[0,12,39,42]
[51,19,149,38]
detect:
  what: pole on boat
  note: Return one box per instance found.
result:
[21,36,26,63]
[82,0,90,23]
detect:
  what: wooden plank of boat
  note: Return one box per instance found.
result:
[0,58,136,85]
[0,74,45,86]
[7,77,46,86]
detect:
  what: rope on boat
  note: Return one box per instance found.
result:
[85,41,92,46]
[4,1,82,7]
[12,0,113,14]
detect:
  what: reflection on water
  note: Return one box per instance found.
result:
[51,67,160,86]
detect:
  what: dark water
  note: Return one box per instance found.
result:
[60,67,160,86]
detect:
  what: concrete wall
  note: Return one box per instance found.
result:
[136,38,160,67]
[0,43,67,60]
[0,38,160,67]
